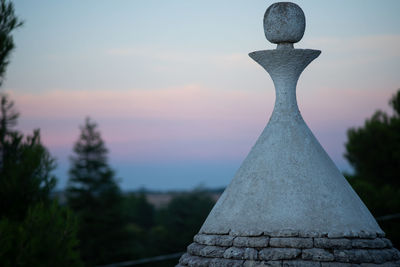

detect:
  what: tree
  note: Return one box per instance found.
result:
[0,2,82,265]
[0,0,23,86]
[0,95,83,266]
[345,89,400,247]
[67,117,132,266]
[152,190,215,254]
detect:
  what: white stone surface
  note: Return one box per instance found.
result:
[199,47,382,237]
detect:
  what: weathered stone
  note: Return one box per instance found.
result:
[245,248,258,260]
[351,238,386,249]
[321,263,359,267]
[244,260,282,267]
[186,255,211,267]
[266,230,299,238]
[302,248,334,261]
[259,248,301,260]
[224,247,245,259]
[270,237,312,248]
[194,234,217,245]
[199,246,226,258]
[334,250,372,263]
[215,235,235,246]
[187,243,205,256]
[234,236,269,247]
[179,253,191,265]
[282,260,321,267]
[360,263,400,267]
[315,238,352,249]
[382,238,393,248]
[209,258,244,267]
[369,249,398,264]
[358,231,377,239]
[230,230,264,237]
[301,231,324,238]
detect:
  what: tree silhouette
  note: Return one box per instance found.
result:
[67,117,131,266]
[345,89,400,247]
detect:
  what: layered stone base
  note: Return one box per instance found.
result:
[178,233,400,266]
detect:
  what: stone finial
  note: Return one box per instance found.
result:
[263,2,305,48]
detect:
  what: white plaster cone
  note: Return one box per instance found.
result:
[197,23,384,239]
[199,48,383,237]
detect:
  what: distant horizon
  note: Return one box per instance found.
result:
[4,0,400,190]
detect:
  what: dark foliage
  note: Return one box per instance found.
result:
[67,117,132,266]
[345,89,400,248]
[0,0,23,86]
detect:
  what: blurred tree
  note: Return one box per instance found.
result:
[345,89,400,247]
[67,117,132,266]
[123,192,155,230]
[0,95,83,266]
[0,0,23,86]
[152,190,214,254]
[345,90,400,187]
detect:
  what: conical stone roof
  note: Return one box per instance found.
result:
[178,2,400,266]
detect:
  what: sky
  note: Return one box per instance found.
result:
[3,0,400,191]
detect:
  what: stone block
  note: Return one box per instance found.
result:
[244,260,283,267]
[315,238,352,249]
[259,248,301,261]
[244,248,259,260]
[199,245,226,258]
[358,231,377,239]
[224,247,245,259]
[185,255,211,267]
[187,243,205,256]
[302,248,334,261]
[282,260,320,267]
[209,258,244,267]
[179,253,191,265]
[351,239,386,249]
[334,249,372,263]
[369,249,398,264]
[194,234,217,245]
[266,230,299,237]
[321,263,358,267]
[234,236,269,247]
[270,238,313,248]
[215,235,235,246]
[382,238,393,248]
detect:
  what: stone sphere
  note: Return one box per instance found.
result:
[263,2,305,44]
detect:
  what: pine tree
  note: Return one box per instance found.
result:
[67,117,131,266]
[0,0,23,86]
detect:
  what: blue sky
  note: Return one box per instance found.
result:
[3,1,400,190]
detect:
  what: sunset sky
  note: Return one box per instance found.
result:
[3,0,400,190]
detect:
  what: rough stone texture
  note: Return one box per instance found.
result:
[187,243,205,256]
[263,2,305,44]
[178,2,400,266]
[270,237,312,248]
[259,248,301,261]
[180,236,400,266]
[283,260,320,267]
[234,237,270,248]
[199,246,226,258]
[209,258,244,267]
[216,235,235,246]
[245,248,259,260]
[224,247,245,260]
[244,260,282,267]
[302,248,334,262]
[315,238,352,249]
[321,263,359,267]
[194,234,217,246]
[351,238,386,249]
